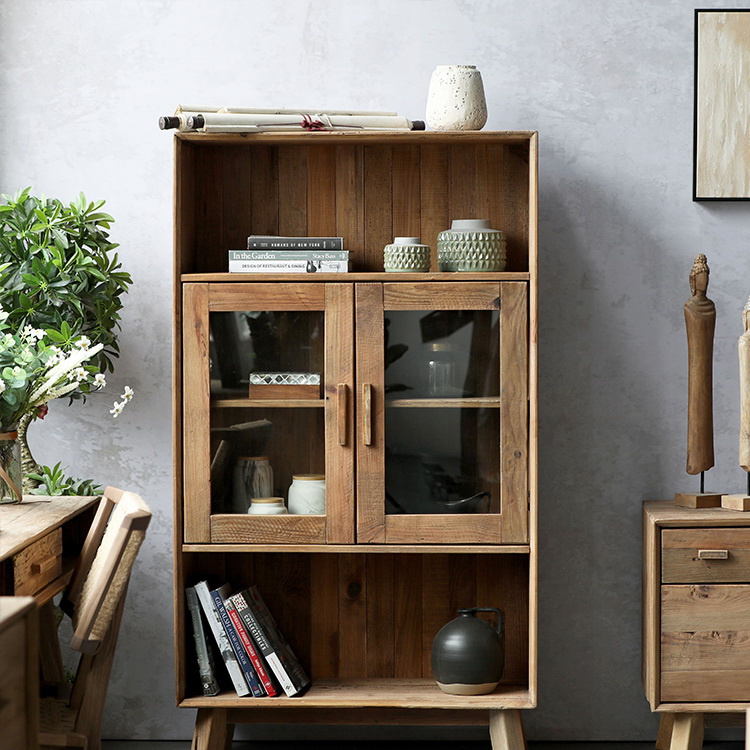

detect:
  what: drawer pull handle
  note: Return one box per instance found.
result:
[698,549,729,560]
[362,383,373,446]
[337,384,348,446]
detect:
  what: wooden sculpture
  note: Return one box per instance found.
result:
[675,255,722,508]
[721,296,750,510]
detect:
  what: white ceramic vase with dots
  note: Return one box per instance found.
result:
[426,65,487,131]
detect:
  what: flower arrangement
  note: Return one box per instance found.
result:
[0,309,131,502]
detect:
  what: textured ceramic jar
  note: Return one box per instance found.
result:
[431,608,504,695]
[288,474,326,514]
[426,65,488,131]
[437,219,506,272]
[383,237,431,272]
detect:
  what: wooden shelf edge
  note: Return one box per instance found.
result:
[212,398,325,408]
[178,681,532,710]
[182,543,531,554]
[176,131,538,145]
[657,702,750,712]
[182,272,531,283]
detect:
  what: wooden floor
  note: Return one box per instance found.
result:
[100,742,745,749]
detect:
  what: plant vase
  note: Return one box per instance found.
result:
[0,428,23,504]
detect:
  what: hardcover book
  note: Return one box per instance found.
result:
[229,250,349,261]
[229,586,310,697]
[209,585,265,697]
[185,586,221,696]
[193,581,250,697]
[247,235,344,250]
[228,260,348,273]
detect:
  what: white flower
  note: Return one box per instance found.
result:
[73,367,88,382]
[121,385,134,401]
[110,400,124,418]
[29,342,102,404]
[0,380,6,394]
[93,373,106,389]
[0,309,9,324]
[22,325,35,340]
[34,328,45,340]
[75,336,91,350]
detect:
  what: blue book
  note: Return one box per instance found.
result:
[210,586,265,697]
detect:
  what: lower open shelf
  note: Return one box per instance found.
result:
[180,679,533,710]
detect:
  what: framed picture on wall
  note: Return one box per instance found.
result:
[694,9,750,201]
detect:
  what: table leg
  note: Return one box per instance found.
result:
[669,713,703,750]
[38,601,65,692]
[489,709,526,750]
[192,708,229,750]
[656,713,676,750]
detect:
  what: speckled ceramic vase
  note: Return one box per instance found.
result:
[437,219,506,272]
[432,608,504,695]
[383,237,431,272]
[426,65,488,131]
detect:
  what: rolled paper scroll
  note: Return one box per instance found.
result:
[187,112,418,132]
[684,254,716,475]
[740,296,750,471]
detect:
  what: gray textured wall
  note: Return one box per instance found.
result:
[2,0,749,740]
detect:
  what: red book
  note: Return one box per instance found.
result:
[225,600,278,696]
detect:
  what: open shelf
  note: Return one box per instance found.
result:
[183,272,531,283]
[212,398,325,409]
[386,398,501,408]
[179,679,533,710]
[183,543,531,554]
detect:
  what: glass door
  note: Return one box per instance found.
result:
[356,282,528,544]
[182,282,354,544]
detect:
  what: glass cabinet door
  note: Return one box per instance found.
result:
[356,282,528,545]
[182,283,354,544]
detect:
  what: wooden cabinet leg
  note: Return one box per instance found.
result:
[192,708,229,750]
[669,713,703,750]
[746,708,750,748]
[38,601,65,691]
[656,713,676,750]
[489,709,526,750]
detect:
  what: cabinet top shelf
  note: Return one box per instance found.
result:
[176,130,538,146]
[182,271,531,283]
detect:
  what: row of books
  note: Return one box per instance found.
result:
[185,581,310,697]
[228,235,349,273]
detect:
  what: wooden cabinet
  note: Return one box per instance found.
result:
[644,501,750,747]
[173,131,538,749]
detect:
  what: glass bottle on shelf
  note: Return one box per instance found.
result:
[427,343,458,396]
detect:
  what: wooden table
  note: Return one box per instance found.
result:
[0,496,99,694]
[0,596,39,750]
[644,500,750,750]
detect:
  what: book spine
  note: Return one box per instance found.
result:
[185,586,221,696]
[228,260,348,273]
[194,581,250,697]
[232,593,298,696]
[247,237,344,250]
[226,600,278,696]
[229,250,349,261]
[210,589,264,697]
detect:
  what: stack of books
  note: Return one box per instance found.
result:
[228,235,349,273]
[185,581,310,697]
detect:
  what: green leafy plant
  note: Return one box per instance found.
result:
[27,462,103,496]
[0,187,131,376]
[0,188,132,488]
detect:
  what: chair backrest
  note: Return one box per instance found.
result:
[62,486,151,654]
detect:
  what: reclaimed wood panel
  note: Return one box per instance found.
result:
[363,145,393,271]
[310,555,339,678]
[391,145,421,240]
[366,554,395,677]
[503,144,530,272]
[306,145,337,238]
[421,555,452,676]
[448,144,478,222]
[280,554,312,672]
[278,146,307,237]
[338,554,367,677]
[193,145,223,273]
[210,515,326,544]
[383,281,500,311]
[221,147,253,254]
[419,145,449,271]
[335,145,364,269]
[394,555,422,678]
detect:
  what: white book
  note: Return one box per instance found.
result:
[229,260,348,273]
[194,581,250,697]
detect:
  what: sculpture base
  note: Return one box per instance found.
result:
[674,492,723,508]
[721,494,750,511]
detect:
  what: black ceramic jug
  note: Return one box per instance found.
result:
[431,607,504,695]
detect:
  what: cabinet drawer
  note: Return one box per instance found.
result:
[662,528,750,583]
[13,528,62,596]
[662,584,750,701]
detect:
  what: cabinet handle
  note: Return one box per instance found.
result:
[362,383,373,446]
[698,549,729,560]
[337,384,347,446]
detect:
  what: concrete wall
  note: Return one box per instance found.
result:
[2,0,749,740]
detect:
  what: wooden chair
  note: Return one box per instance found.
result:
[39,487,151,750]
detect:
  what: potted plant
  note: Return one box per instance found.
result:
[0,188,132,487]
[0,316,104,503]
